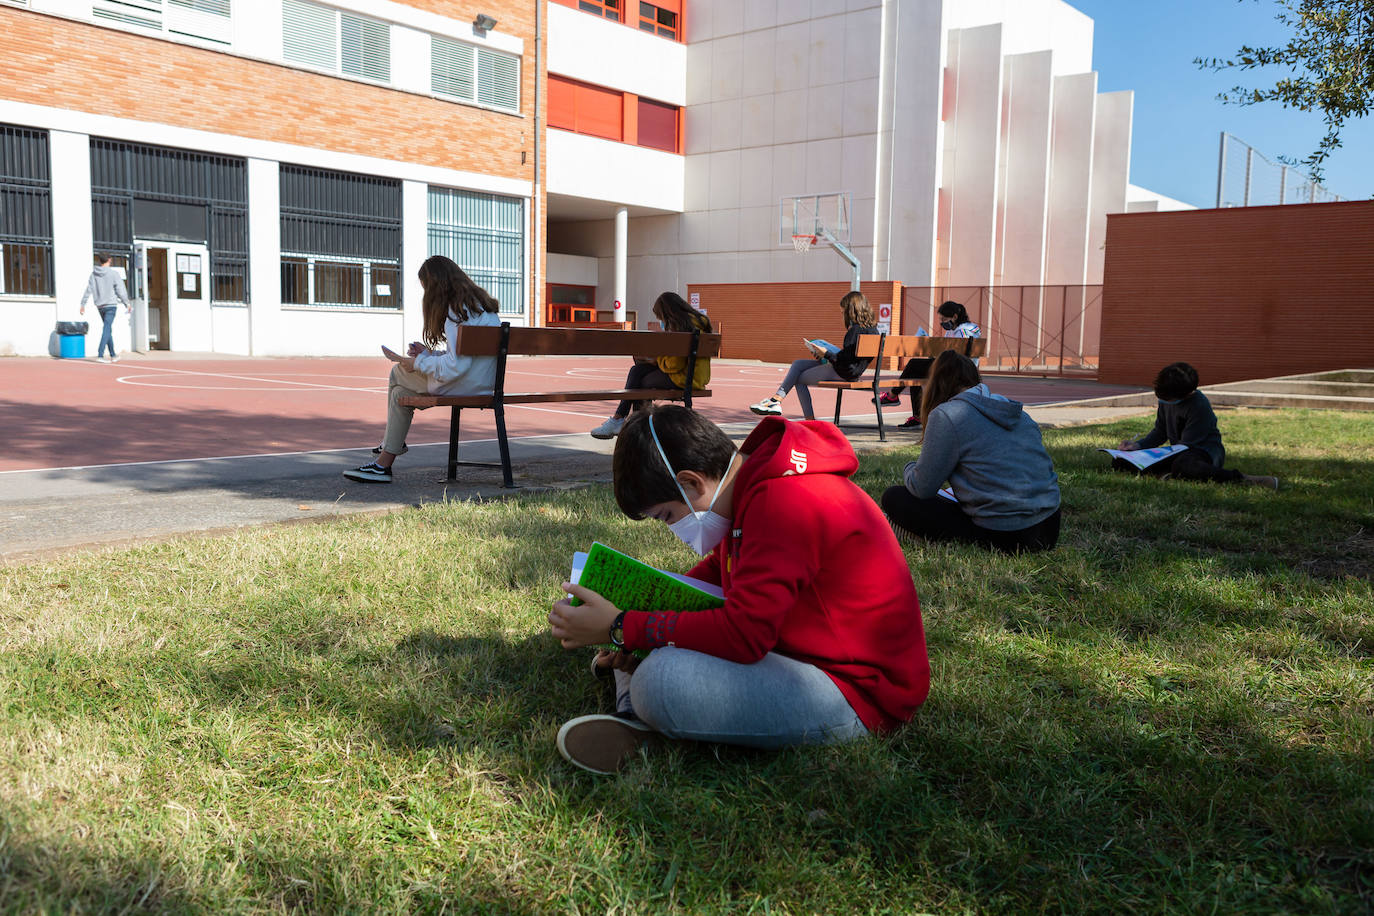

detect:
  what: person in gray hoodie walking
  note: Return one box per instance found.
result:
[882,350,1061,553]
[79,253,131,362]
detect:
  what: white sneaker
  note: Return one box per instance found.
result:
[110,355,120,363]
[749,396,782,416]
[590,416,626,439]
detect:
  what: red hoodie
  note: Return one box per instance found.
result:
[621,417,930,732]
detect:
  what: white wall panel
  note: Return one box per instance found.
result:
[1086,90,1133,283]
[941,24,1003,288]
[211,304,251,354]
[545,132,685,213]
[247,157,280,356]
[996,50,1054,286]
[273,308,404,356]
[52,129,98,355]
[1043,71,1097,285]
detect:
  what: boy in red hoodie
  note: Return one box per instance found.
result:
[549,405,929,774]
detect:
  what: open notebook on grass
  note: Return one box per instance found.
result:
[1098,444,1190,471]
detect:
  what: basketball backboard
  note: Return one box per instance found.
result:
[779,192,852,246]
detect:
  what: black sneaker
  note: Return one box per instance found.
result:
[556,714,657,775]
[898,415,921,429]
[343,462,393,483]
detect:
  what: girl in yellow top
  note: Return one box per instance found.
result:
[591,292,713,439]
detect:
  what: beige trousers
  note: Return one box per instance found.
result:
[382,363,430,456]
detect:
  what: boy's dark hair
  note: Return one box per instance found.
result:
[612,405,736,519]
[1153,362,1200,401]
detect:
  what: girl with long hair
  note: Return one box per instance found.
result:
[343,255,502,483]
[749,290,879,420]
[879,299,981,429]
[589,291,713,439]
[881,350,1061,553]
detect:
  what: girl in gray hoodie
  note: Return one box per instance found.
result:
[881,351,1061,553]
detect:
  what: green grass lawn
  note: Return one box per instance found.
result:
[2,409,1371,914]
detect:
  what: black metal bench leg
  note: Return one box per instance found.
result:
[875,389,887,442]
[832,389,843,425]
[494,402,514,488]
[447,407,461,480]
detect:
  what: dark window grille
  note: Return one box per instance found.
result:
[0,124,54,296]
[89,138,249,302]
[280,164,401,309]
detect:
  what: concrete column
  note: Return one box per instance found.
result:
[246,157,280,356]
[1086,90,1133,285]
[613,206,628,322]
[1044,72,1097,286]
[50,130,96,352]
[401,179,428,340]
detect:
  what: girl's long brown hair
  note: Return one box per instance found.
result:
[418,255,499,347]
[919,350,981,426]
[653,291,711,333]
[840,290,877,328]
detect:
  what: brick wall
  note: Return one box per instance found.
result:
[686,282,905,367]
[1099,201,1374,386]
[0,6,536,181]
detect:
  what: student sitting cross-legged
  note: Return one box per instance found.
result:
[1114,361,1279,489]
[881,350,1062,554]
[548,405,930,775]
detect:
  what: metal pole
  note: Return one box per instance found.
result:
[1243,146,1253,207]
[1216,132,1226,208]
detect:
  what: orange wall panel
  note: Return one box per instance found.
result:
[1099,201,1374,386]
[686,282,905,368]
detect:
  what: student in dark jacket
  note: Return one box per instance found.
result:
[1115,362,1279,489]
[748,291,879,420]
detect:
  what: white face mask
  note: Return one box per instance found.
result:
[649,415,734,556]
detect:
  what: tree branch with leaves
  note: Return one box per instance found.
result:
[1197,0,1373,182]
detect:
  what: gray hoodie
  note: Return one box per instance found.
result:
[903,383,1060,531]
[80,265,130,309]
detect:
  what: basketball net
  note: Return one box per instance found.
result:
[790,234,817,254]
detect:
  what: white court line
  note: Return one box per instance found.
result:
[0,430,595,476]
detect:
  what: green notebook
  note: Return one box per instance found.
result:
[570,542,724,612]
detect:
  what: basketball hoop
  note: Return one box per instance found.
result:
[790,234,817,254]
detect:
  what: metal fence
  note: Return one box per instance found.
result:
[91,138,250,302]
[902,285,1103,376]
[1216,132,1345,209]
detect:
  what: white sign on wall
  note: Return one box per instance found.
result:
[689,292,700,308]
[877,302,892,335]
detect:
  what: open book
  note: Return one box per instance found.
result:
[1098,443,1190,470]
[803,338,840,358]
[569,542,724,612]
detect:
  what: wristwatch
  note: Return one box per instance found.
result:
[609,611,627,649]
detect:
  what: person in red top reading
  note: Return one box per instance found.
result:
[548,405,930,775]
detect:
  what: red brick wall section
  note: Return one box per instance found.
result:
[0,7,535,181]
[1099,201,1374,386]
[686,282,905,368]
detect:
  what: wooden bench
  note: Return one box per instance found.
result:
[816,335,987,441]
[398,323,720,487]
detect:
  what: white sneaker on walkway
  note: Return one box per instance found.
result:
[749,396,782,416]
[590,416,626,439]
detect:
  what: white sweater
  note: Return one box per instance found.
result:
[411,309,503,395]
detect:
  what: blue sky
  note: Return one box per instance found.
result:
[1066,0,1372,207]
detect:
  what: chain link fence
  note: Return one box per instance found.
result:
[1216,132,1345,208]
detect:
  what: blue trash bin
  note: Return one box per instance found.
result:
[55,321,89,359]
[59,334,86,358]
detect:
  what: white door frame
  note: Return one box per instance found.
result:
[131,239,211,352]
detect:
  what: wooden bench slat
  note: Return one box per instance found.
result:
[400,388,710,408]
[854,334,987,359]
[816,379,905,390]
[456,325,722,359]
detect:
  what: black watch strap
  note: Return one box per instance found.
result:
[609,610,627,649]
